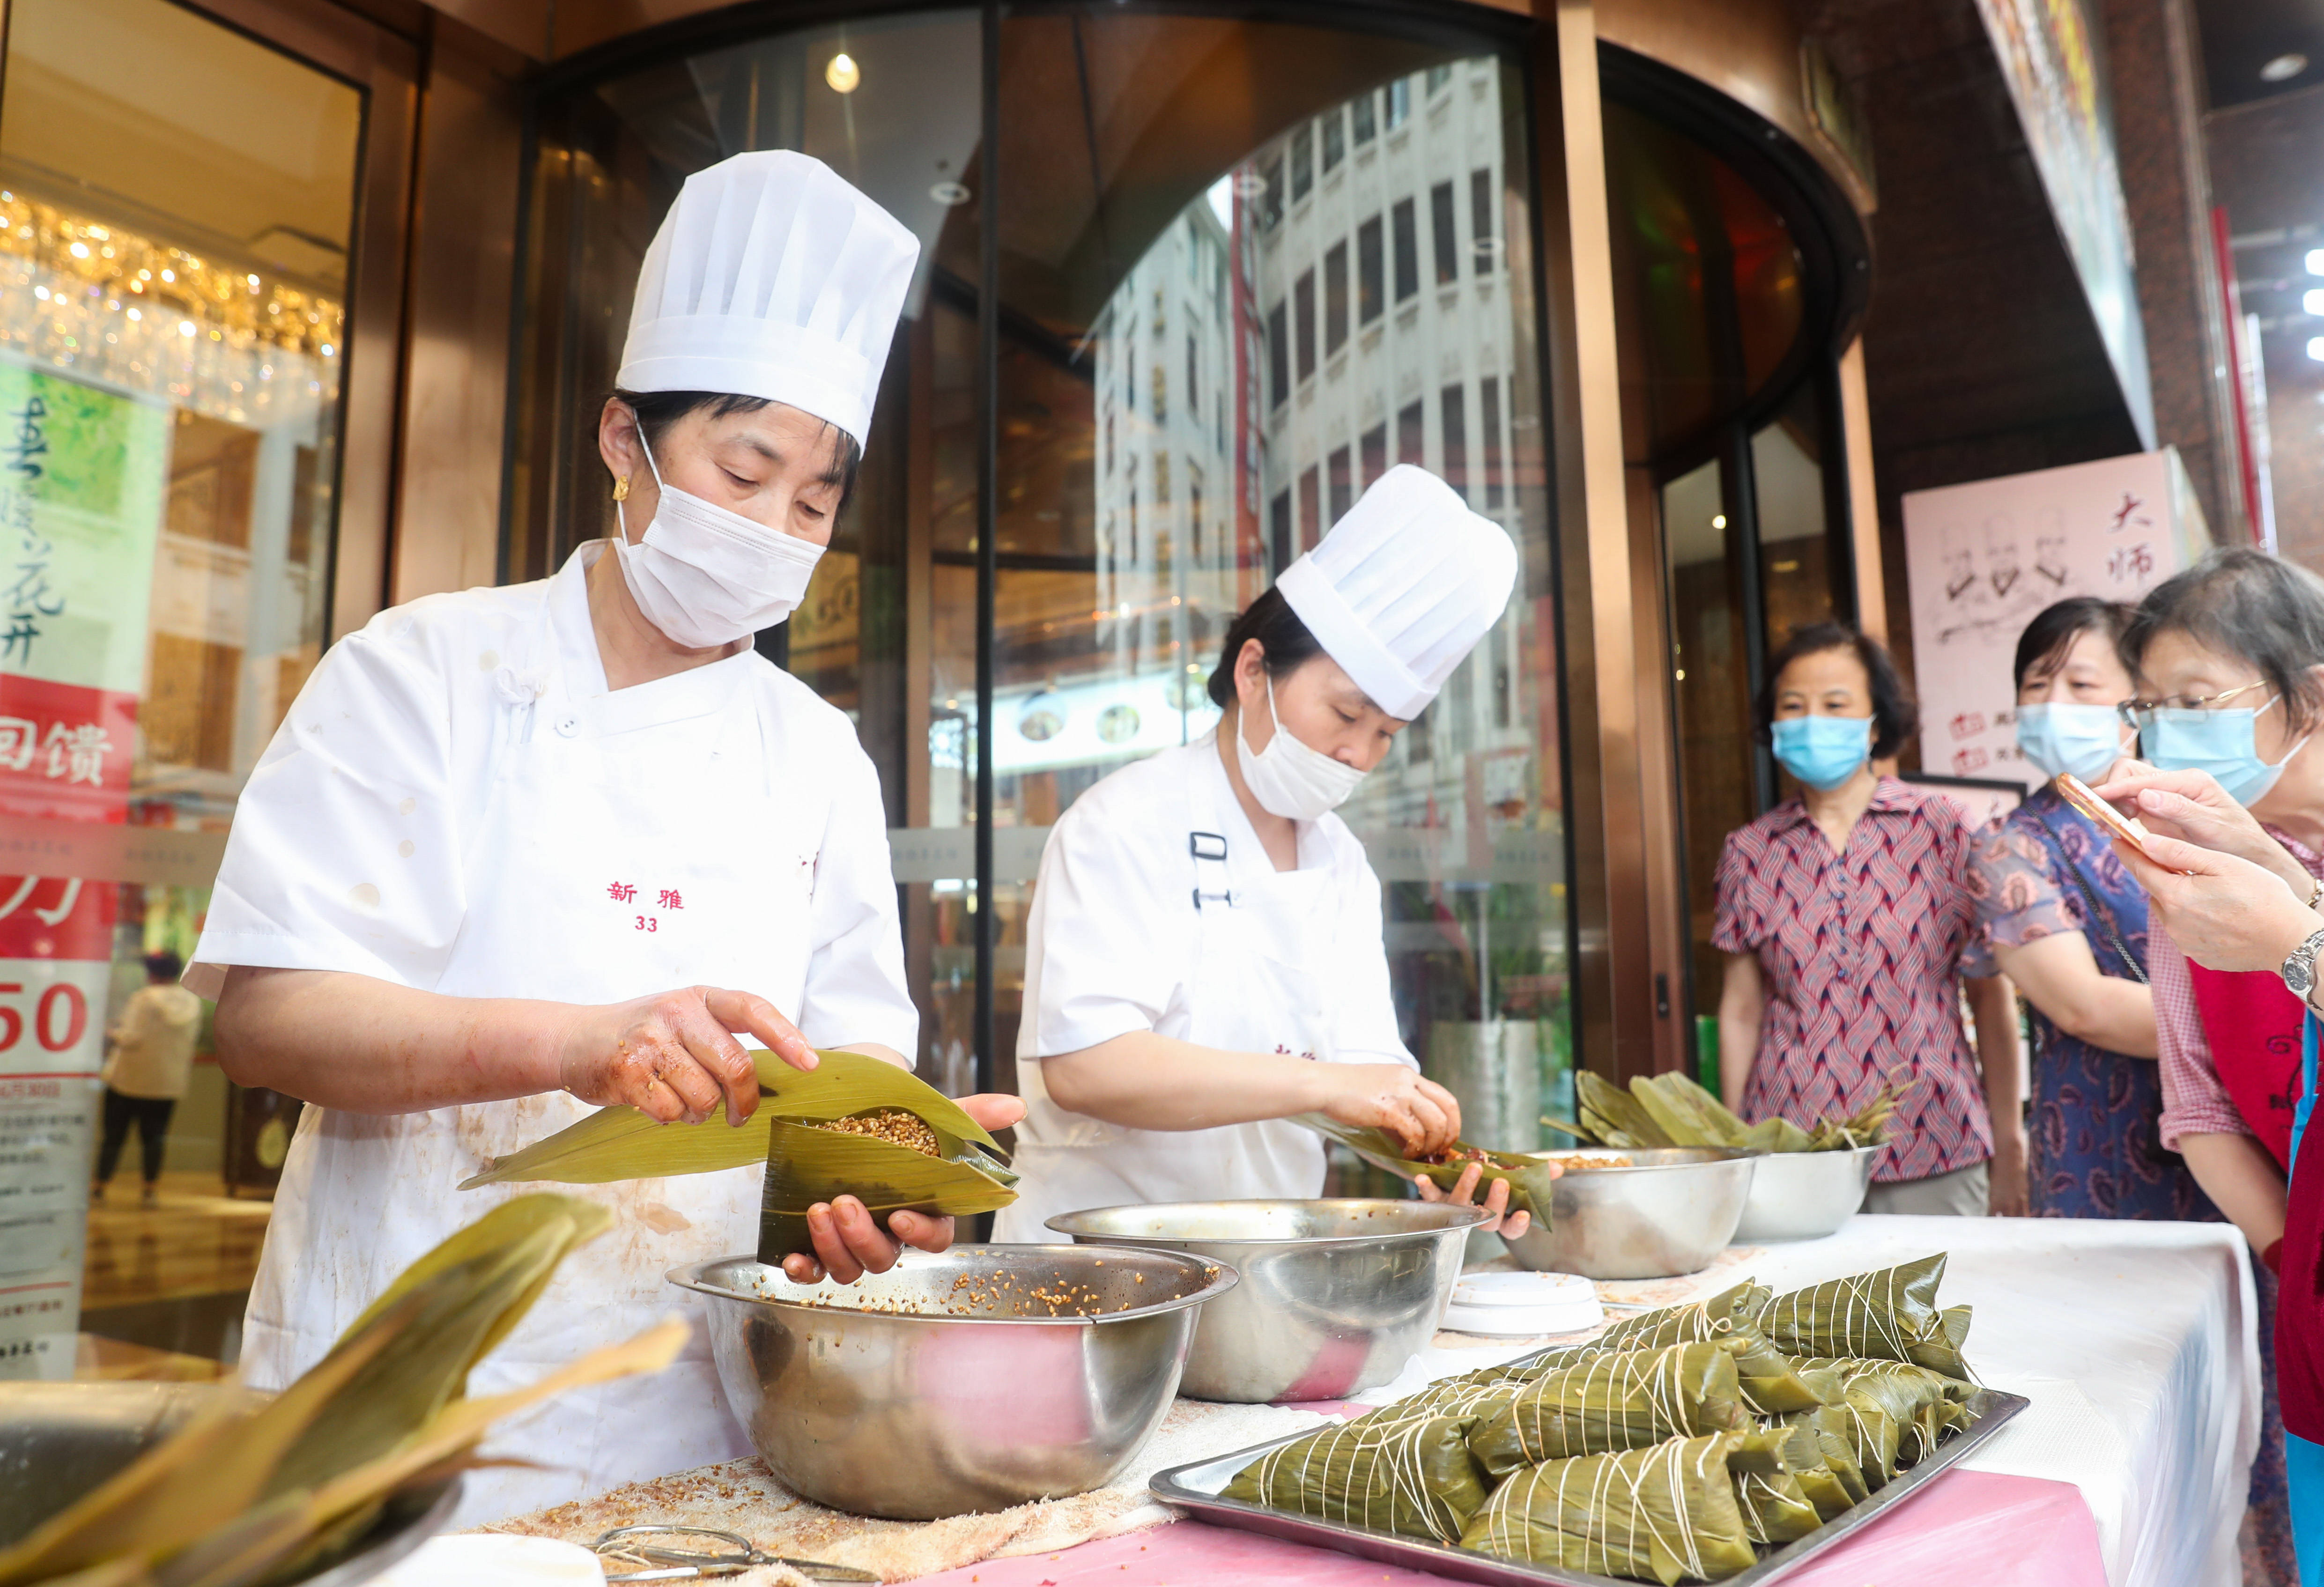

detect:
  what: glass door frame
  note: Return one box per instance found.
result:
[499,0,1581,1096]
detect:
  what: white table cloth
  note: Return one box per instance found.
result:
[1359,1215,2260,1587]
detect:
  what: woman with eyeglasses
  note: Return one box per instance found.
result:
[1964,597,2210,1219]
[2088,548,2321,1583]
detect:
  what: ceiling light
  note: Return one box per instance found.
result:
[1711,514,1727,529]
[825,52,860,93]
[2262,52,2309,82]
[2307,289,2324,315]
[2309,336,2324,362]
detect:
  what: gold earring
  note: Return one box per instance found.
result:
[612,474,630,503]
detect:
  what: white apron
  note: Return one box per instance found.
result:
[993,767,1343,1240]
[241,600,817,1526]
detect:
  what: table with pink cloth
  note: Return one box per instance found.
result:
[926,1215,2256,1587]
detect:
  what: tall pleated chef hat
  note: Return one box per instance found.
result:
[1277,465,1519,720]
[616,150,920,451]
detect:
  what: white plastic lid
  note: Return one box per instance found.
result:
[1442,1271,1602,1337]
[1451,1271,1596,1309]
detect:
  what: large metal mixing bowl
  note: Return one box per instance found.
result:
[1502,1148,1757,1279]
[669,1244,1236,1520]
[1046,1199,1489,1403]
[1733,1143,1887,1241]
[0,1380,459,1585]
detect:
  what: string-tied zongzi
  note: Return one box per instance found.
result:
[1468,1342,1748,1475]
[1221,1410,1492,1543]
[1458,1431,1760,1585]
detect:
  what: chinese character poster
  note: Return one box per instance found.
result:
[1902,447,2211,790]
[0,362,168,1377]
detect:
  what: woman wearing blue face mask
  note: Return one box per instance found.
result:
[1964,598,2212,1220]
[1714,623,2028,1217]
[2086,548,2324,1585]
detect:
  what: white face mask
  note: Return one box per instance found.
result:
[612,420,826,648]
[1237,673,1367,820]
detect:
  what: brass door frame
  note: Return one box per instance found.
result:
[170,0,422,642]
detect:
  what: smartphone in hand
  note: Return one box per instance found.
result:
[2056,772,2162,862]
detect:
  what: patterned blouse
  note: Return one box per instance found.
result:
[1967,787,2214,1221]
[1712,778,1997,1183]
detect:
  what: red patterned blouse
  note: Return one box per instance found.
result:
[1712,778,1998,1184]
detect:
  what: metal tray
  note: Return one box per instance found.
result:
[1151,1387,2028,1587]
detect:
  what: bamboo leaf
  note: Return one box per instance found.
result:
[460,1050,1006,1190]
[333,1193,612,1366]
[1292,1115,1558,1225]
[758,1118,1020,1261]
[751,1048,1003,1150]
[0,1293,413,1585]
[1628,1073,1748,1149]
[1576,1072,1672,1149]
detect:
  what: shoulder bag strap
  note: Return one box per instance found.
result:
[2028,805,2147,985]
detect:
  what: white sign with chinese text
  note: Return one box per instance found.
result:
[1903,448,2211,789]
[0,957,109,1379]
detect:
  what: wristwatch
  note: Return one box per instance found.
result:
[2281,926,2324,1007]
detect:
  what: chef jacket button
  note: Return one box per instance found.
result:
[555,714,580,737]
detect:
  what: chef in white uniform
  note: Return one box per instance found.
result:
[191,151,1022,1523]
[993,466,1535,1240]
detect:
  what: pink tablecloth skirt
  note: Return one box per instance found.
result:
[911,1469,2105,1587]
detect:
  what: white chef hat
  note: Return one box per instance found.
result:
[617,150,920,452]
[1277,465,1519,720]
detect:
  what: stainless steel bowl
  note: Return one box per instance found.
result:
[1732,1143,1887,1241]
[1501,1147,1757,1279]
[669,1244,1236,1519]
[0,1380,459,1584]
[1046,1199,1489,1404]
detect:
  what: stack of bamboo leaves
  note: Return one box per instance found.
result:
[1553,1070,1904,1155]
[1221,1255,1979,1585]
[459,1048,1018,1262]
[0,1195,684,1587]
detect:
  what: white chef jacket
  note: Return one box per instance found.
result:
[992,733,1413,1241]
[189,544,918,1521]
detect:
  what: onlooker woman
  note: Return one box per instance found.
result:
[92,951,202,1206]
[1967,598,2211,1218]
[1716,622,2027,1216]
[2093,548,2324,1583]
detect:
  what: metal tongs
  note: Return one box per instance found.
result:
[592,1524,879,1583]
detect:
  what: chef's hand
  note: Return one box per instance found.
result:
[1415,1159,1539,1238]
[782,1093,1027,1285]
[2112,830,2324,975]
[1319,1064,1462,1160]
[558,986,817,1127]
[2090,760,2314,897]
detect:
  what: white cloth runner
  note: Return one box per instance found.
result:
[488,1398,1331,1585]
[1367,1215,2257,1587]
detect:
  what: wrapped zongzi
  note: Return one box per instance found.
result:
[1726,1426,1827,1544]
[1459,1431,1760,1585]
[1468,1343,1748,1474]
[1593,1284,1834,1414]
[1794,1357,1973,1466]
[1756,1254,1974,1381]
[1222,1410,1492,1543]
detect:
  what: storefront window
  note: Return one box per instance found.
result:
[0,0,360,1376]
[990,17,1570,1169]
[517,7,1573,1171]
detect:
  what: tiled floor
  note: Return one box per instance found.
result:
[82,1170,271,1311]
[72,1331,230,1382]
[79,1170,272,1370]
